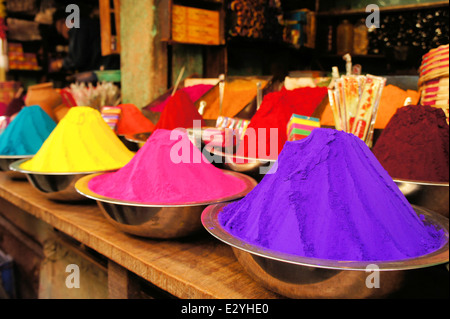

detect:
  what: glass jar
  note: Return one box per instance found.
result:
[337,19,354,55]
[353,18,369,55]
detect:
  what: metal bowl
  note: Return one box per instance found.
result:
[9,158,115,202]
[74,170,258,239]
[204,145,277,182]
[394,179,449,218]
[202,203,449,299]
[186,127,239,153]
[0,155,33,179]
[118,134,140,152]
[123,132,152,149]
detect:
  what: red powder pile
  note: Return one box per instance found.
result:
[155,90,205,130]
[88,129,249,204]
[237,87,328,159]
[116,104,155,135]
[149,84,214,113]
[372,105,449,182]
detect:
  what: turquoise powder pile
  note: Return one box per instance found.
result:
[0,105,56,156]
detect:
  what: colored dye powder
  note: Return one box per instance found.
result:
[115,103,155,135]
[155,90,205,130]
[375,85,421,129]
[4,96,25,117]
[20,106,135,173]
[0,102,7,116]
[372,105,449,182]
[88,129,249,204]
[219,128,445,262]
[202,79,267,120]
[237,87,328,159]
[320,85,421,129]
[0,105,56,156]
[149,84,214,113]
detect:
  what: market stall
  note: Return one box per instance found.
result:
[0,0,448,302]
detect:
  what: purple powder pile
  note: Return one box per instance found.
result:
[219,128,445,262]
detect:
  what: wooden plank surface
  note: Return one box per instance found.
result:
[0,173,280,299]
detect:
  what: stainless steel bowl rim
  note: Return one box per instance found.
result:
[75,170,257,208]
[9,158,119,176]
[0,154,34,159]
[394,178,449,187]
[201,203,449,272]
[123,132,152,144]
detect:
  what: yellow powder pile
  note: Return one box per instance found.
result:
[202,79,267,120]
[320,84,420,129]
[20,106,135,173]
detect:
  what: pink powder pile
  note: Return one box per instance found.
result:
[88,129,249,204]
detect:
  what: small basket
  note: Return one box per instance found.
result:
[419,45,449,124]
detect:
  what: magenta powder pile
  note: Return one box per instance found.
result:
[88,129,248,204]
[219,128,445,262]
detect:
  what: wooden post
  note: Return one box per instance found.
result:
[120,0,168,108]
[107,260,141,299]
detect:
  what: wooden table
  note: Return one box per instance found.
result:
[0,173,279,299]
[1,173,448,300]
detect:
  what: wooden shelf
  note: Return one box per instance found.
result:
[8,68,43,72]
[0,173,280,299]
[317,1,449,16]
[5,11,37,22]
[320,54,387,59]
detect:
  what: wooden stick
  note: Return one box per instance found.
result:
[171,66,185,97]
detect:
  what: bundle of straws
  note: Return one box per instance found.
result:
[68,82,121,111]
[328,74,386,147]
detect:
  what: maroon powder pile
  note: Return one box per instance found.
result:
[372,105,449,182]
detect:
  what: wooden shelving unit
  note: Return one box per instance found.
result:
[317,0,449,16]
[313,1,449,75]
[99,0,121,56]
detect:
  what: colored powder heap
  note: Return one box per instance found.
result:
[237,87,328,159]
[0,102,7,116]
[202,79,267,120]
[219,128,445,262]
[4,96,25,117]
[115,103,155,135]
[88,129,249,204]
[155,90,205,130]
[372,105,449,182]
[0,105,56,156]
[320,84,421,129]
[149,84,214,113]
[20,106,135,173]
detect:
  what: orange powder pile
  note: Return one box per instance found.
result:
[320,84,420,129]
[202,79,267,120]
[116,104,155,135]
